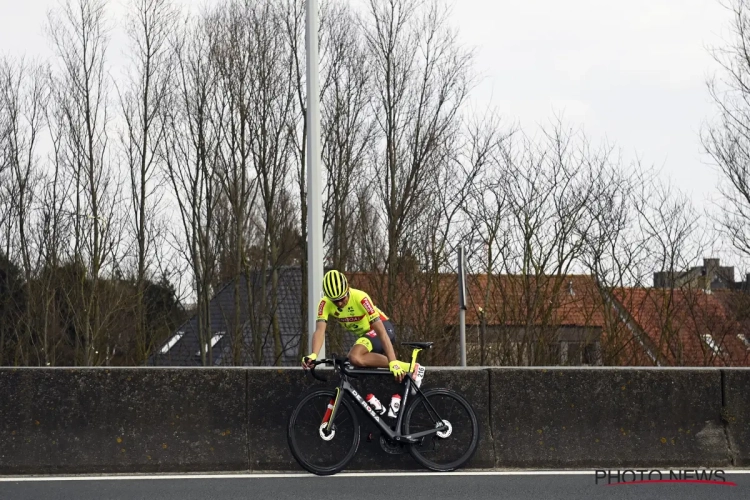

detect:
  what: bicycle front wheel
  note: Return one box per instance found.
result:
[403,388,479,471]
[287,389,360,475]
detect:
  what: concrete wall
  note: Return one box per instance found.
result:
[491,368,732,468]
[722,369,750,466]
[0,369,247,474]
[0,367,745,473]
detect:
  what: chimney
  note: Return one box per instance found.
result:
[654,272,666,288]
[703,258,720,291]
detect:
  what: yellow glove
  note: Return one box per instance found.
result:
[302,352,317,368]
[389,360,406,378]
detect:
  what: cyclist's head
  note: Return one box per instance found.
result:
[323,269,349,301]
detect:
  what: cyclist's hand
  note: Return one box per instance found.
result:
[389,360,406,382]
[302,353,317,369]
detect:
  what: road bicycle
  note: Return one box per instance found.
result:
[287,341,479,475]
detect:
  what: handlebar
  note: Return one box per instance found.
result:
[304,356,348,382]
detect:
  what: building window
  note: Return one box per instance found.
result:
[567,342,582,365]
[559,341,601,366]
[701,334,721,355]
[583,342,601,365]
[195,332,225,357]
[160,331,184,354]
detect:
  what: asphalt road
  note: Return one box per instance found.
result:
[1,471,749,500]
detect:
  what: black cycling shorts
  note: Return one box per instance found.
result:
[352,320,396,355]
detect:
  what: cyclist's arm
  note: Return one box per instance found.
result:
[310,320,327,356]
[371,319,396,362]
[308,298,330,357]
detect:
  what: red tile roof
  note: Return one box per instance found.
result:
[346,271,750,366]
[609,287,750,366]
[348,273,607,326]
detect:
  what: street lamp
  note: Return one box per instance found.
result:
[306,0,324,357]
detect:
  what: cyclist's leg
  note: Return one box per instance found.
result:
[372,320,396,352]
[348,323,398,368]
[348,337,388,368]
[383,320,396,343]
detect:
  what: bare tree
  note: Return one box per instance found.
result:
[209,0,260,365]
[164,1,300,367]
[704,0,750,259]
[446,120,624,366]
[631,181,709,365]
[362,0,473,312]
[388,112,506,364]
[576,160,659,366]
[461,112,512,364]
[47,0,123,366]
[319,2,376,270]
[163,11,221,365]
[280,0,310,359]
[37,92,74,366]
[244,0,297,365]
[119,0,176,363]
[0,57,49,364]
[635,181,707,287]
[0,64,12,253]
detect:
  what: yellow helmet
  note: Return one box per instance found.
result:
[323,270,349,301]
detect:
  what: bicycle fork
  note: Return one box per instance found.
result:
[322,387,342,433]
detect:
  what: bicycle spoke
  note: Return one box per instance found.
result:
[288,390,360,476]
[403,389,478,472]
[304,404,324,424]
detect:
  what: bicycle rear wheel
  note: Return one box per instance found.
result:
[287,389,360,475]
[403,388,479,471]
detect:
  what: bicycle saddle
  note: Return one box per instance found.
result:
[401,341,433,349]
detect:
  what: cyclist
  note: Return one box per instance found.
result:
[302,270,425,388]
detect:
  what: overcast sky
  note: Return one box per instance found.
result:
[0,0,733,210]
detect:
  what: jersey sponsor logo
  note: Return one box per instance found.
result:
[338,315,365,323]
[361,297,376,315]
[365,330,377,338]
[317,301,325,317]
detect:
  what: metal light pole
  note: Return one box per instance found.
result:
[458,246,467,366]
[306,0,324,357]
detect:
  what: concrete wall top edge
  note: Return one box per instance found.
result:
[1,365,749,371]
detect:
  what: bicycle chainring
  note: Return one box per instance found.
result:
[379,435,407,455]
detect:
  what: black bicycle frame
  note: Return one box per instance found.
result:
[326,366,448,445]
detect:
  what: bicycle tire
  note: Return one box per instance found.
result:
[403,388,479,472]
[287,389,360,475]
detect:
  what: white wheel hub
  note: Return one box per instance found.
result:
[319,423,335,441]
[436,420,452,438]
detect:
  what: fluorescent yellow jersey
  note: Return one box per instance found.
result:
[316,287,388,336]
